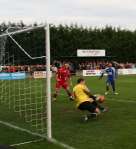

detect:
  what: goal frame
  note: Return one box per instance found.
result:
[0,23,52,139]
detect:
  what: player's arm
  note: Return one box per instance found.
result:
[72,87,77,101]
[112,61,120,66]
[72,91,76,101]
[83,86,96,100]
[99,70,105,79]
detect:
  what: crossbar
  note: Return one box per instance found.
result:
[0,24,46,37]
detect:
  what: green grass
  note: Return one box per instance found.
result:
[0,75,136,149]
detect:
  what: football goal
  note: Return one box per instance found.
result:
[0,23,52,142]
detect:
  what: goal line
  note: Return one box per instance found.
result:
[0,120,76,149]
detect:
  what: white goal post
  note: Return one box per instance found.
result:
[45,23,52,139]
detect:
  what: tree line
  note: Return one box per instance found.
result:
[0,22,136,65]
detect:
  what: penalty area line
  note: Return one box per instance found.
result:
[0,120,76,149]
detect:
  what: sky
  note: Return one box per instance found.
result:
[0,0,136,30]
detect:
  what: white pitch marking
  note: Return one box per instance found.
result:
[0,120,76,149]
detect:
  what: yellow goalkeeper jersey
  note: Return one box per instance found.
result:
[73,84,91,107]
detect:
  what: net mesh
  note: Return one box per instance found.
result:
[0,36,7,65]
[0,26,47,134]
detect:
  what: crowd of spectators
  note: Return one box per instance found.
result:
[0,65,46,73]
[78,61,136,70]
[52,60,136,71]
[0,61,136,73]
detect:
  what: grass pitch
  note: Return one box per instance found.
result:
[0,75,136,149]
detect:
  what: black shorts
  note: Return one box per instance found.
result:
[78,101,97,113]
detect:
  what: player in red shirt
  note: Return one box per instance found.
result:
[53,63,73,101]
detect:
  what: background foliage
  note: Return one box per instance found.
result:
[0,22,136,64]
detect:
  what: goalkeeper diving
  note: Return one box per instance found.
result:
[72,78,107,120]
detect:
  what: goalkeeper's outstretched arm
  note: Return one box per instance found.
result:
[83,87,96,100]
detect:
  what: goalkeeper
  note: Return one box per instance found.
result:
[73,78,107,120]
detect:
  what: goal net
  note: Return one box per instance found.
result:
[0,24,51,143]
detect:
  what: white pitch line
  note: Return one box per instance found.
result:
[0,120,47,138]
[0,120,76,149]
[50,138,76,149]
[108,98,136,103]
[10,139,44,146]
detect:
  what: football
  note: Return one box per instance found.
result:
[94,94,105,103]
[98,95,105,103]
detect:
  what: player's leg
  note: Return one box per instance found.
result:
[111,80,118,95]
[63,83,73,100]
[52,82,61,101]
[105,80,110,95]
[65,88,73,101]
[78,101,101,121]
[92,100,108,112]
[87,102,101,119]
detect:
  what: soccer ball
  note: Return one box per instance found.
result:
[94,94,105,103]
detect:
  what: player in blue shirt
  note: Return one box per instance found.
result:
[99,63,118,95]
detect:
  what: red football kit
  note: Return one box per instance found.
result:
[56,66,70,89]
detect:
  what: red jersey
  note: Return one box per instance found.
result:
[56,66,70,82]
